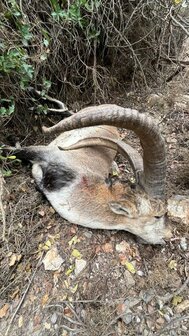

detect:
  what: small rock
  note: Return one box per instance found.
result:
[124,297,141,308]
[116,241,130,253]
[122,313,132,325]
[167,196,189,225]
[75,259,87,276]
[42,247,64,271]
[156,316,165,329]
[143,329,149,336]
[164,314,171,322]
[147,304,155,315]
[146,318,154,329]
[83,231,93,239]
[140,289,155,303]
[135,316,141,323]
[137,270,144,277]
[180,237,188,251]
[166,137,177,144]
[51,312,57,324]
[124,270,136,288]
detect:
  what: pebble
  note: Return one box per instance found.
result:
[122,313,132,325]
[180,237,188,251]
[143,329,149,336]
[124,270,136,288]
[75,259,87,276]
[51,312,57,324]
[156,316,165,329]
[167,196,189,225]
[115,241,130,253]
[83,231,93,238]
[137,270,144,277]
[135,316,141,323]
[42,247,64,271]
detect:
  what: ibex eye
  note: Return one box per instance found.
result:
[154,215,162,219]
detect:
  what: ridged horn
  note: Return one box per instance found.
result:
[58,137,143,184]
[42,104,166,198]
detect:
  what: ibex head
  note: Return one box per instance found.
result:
[9,103,172,244]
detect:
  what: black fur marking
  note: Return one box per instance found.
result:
[42,163,76,191]
[9,147,44,162]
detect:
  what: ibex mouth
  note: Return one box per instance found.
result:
[135,217,172,245]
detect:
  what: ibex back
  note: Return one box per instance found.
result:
[10,104,172,244]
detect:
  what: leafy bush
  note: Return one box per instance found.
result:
[0,0,188,116]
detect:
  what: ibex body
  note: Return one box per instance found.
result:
[10,104,171,244]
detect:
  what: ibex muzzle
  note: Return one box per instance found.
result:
[10,104,172,244]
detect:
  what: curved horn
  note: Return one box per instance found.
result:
[58,137,143,184]
[42,104,166,198]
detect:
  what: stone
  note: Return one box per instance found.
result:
[167,196,189,225]
[75,259,87,276]
[124,270,136,288]
[42,247,64,271]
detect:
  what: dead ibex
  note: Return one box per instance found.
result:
[9,102,172,244]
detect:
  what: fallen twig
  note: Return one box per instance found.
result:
[0,170,7,241]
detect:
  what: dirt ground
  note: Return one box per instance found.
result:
[0,77,189,336]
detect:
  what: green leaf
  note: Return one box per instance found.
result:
[2,169,12,177]
[43,79,51,90]
[40,54,47,61]
[0,107,7,115]
[43,39,49,47]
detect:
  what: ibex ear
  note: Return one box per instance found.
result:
[108,201,131,216]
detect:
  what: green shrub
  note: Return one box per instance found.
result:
[0,0,188,116]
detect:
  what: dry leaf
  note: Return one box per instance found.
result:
[168,260,177,270]
[18,315,23,328]
[41,293,49,306]
[43,240,52,251]
[64,279,70,289]
[44,322,51,330]
[117,303,126,315]
[71,249,82,259]
[65,265,75,276]
[9,253,21,267]
[64,307,73,317]
[124,261,136,274]
[173,0,182,4]
[10,287,20,299]
[95,245,101,254]
[70,226,78,234]
[118,254,127,264]
[38,210,45,217]
[172,295,183,306]
[116,241,130,254]
[68,235,80,247]
[62,331,69,336]
[102,242,113,253]
[0,303,9,318]
[175,300,189,314]
[70,283,78,294]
